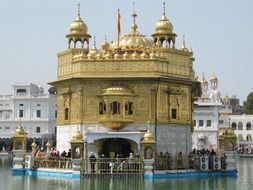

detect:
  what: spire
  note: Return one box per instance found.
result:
[93,36,97,49]
[132,1,137,24]
[202,72,207,82]
[182,35,186,48]
[163,0,166,16]
[131,1,138,32]
[78,3,80,17]
[147,120,151,132]
[76,3,81,20]
[181,35,189,51]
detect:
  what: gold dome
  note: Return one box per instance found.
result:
[117,24,153,51]
[142,130,155,143]
[31,140,37,149]
[71,130,84,142]
[101,37,110,52]
[154,1,173,34]
[15,127,25,135]
[155,15,173,34]
[114,12,153,51]
[69,15,88,35]
[210,74,218,81]
[66,4,90,41]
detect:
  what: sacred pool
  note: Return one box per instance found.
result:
[0,156,252,190]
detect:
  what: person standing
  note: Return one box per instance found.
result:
[89,152,97,173]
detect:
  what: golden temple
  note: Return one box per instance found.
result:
[50,2,200,157]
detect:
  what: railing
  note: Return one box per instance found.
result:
[81,158,144,176]
[33,157,143,175]
[155,154,226,171]
[34,158,72,170]
[33,154,226,175]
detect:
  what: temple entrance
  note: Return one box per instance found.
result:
[100,138,133,158]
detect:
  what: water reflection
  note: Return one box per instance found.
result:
[80,176,144,190]
[1,156,253,190]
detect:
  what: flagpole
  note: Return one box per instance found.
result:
[117,8,121,48]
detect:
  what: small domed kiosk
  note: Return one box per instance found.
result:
[218,128,237,151]
[218,128,237,171]
[70,130,84,159]
[140,130,156,159]
[12,126,27,171]
[70,130,84,177]
[13,127,27,151]
[140,129,156,178]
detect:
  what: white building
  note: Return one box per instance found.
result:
[229,114,253,152]
[0,83,57,151]
[192,74,222,151]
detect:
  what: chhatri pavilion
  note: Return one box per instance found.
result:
[50,2,200,159]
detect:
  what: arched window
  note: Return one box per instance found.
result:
[99,101,106,114]
[65,108,69,120]
[246,134,252,142]
[238,134,243,141]
[231,122,237,130]
[246,122,251,130]
[110,101,120,114]
[125,102,133,115]
[238,122,243,130]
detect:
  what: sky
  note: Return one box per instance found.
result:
[0,0,253,103]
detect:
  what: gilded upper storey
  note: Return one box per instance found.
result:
[57,2,195,82]
[51,3,200,128]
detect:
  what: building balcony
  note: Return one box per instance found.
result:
[99,114,134,131]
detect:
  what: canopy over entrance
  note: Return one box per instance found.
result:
[86,131,145,157]
[86,131,145,144]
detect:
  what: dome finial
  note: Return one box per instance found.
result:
[202,72,205,81]
[132,1,137,24]
[78,3,80,16]
[182,35,186,48]
[131,1,138,32]
[181,35,189,51]
[93,36,97,49]
[76,3,81,20]
[147,120,151,132]
[163,0,166,16]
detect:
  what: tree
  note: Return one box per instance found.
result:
[243,92,253,114]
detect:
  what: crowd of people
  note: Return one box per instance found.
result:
[88,152,142,174]
[156,149,226,170]
[32,146,228,172]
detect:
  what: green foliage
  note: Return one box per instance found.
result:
[243,92,253,114]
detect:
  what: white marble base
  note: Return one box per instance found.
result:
[56,124,192,155]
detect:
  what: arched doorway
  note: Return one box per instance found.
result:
[100,138,134,158]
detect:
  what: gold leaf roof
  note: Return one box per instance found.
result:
[155,15,173,34]
[70,130,84,142]
[113,11,153,51]
[66,4,89,38]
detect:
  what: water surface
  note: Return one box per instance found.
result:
[0,157,252,190]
